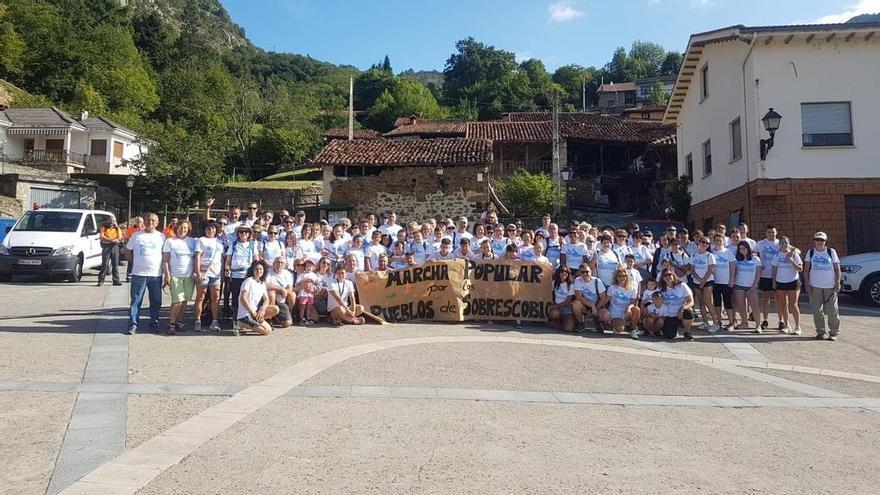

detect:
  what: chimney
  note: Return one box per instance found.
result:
[80,110,89,121]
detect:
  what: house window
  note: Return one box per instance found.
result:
[685,153,693,179]
[702,140,712,176]
[730,117,742,161]
[801,102,853,146]
[641,112,651,120]
[700,64,709,100]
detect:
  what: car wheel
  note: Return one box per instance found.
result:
[861,275,880,307]
[67,256,83,283]
[0,273,11,282]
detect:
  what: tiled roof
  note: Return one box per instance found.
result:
[393,116,415,128]
[466,121,551,142]
[621,106,668,114]
[561,116,675,144]
[79,116,137,136]
[504,112,599,122]
[3,107,84,128]
[383,120,468,138]
[598,82,636,93]
[311,138,492,166]
[322,128,383,140]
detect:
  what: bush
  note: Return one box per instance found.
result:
[494,170,564,218]
[666,175,692,221]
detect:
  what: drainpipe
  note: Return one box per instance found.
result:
[741,33,757,223]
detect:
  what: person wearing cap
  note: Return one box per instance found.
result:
[225,225,258,318]
[804,232,841,340]
[427,238,456,261]
[289,210,306,239]
[294,258,320,325]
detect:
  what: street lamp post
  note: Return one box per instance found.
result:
[125,175,135,222]
[435,164,445,193]
[759,108,782,160]
[560,165,573,216]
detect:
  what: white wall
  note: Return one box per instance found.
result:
[753,37,880,179]
[679,34,880,205]
[676,40,753,204]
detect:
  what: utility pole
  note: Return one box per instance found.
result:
[348,77,354,141]
[582,77,586,112]
[552,91,561,216]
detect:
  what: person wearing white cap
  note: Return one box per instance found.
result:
[803,232,841,340]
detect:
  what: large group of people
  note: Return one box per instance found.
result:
[110,199,842,341]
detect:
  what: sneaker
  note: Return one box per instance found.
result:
[683,332,694,340]
[735,324,751,330]
[193,321,203,332]
[754,327,763,334]
[777,321,787,332]
[209,320,221,332]
[760,320,769,330]
[97,280,104,287]
[630,329,639,340]
[149,321,160,332]
[725,324,735,332]
[515,320,523,329]
[127,325,137,335]
[815,333,825,340]
[792,326,802,335]
[828,334,838,341]
[166,324,176,335]
[708,324,719,334]
[113,281,123,286]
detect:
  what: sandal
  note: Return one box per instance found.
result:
[354,317,366,325]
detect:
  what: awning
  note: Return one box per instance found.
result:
[7,127,70,136]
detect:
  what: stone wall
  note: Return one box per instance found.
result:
[328,164,488,222]
[688,178,880,255]
[209,185,323,211]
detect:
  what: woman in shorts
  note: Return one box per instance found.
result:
[237,260,279,336]
[162,220,195,335]
[710,233,736,332]
[690,237,716,332]
[771,236,803,335]
[193,221,223,332]
[659,270,695,340]
[729,241,762,332]
[548,266,576,332]
[607,268,641,339]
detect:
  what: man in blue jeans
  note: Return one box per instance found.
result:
[126,213,165,334]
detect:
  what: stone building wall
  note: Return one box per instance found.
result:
[209,185,323,211]
[688,178,880,256]
[327,164,488,222]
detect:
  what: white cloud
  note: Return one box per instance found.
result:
[548,2,584,23]
[809,0,880,24]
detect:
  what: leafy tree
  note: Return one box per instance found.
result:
[382,55,392,73]
[604,47,629,83]
[552,64,598,110]
[449,98,478,121]
[70,79,108,115]
[365,78,447,131]
[666,176,692,221]
[659,52,683,76]
[0,4,24,75]
[629,41,666,77]
[494,170,565,218]
[353,68,396,110]
[443,37,521,118]
[649,80,669,105]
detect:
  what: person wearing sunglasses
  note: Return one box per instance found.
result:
[242,203,260,228]
[225,226,258,318]
[549,265,576,332]
[261,227,284,263]
[804,232,841,341]
[572,264,611,332]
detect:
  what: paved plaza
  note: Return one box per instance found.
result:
[2,272,880,494]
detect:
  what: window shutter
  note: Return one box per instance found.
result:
[801,103,851,134]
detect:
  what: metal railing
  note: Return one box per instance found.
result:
[9,150,88,166]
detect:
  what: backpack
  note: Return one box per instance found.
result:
[807,248,835,261]
[230,240,255,272]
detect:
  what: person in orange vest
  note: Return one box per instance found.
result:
[98,215,124,286]
[162,217,179,238]
[124,216,144,283]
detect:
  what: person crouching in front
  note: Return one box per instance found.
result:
[236,260,279,336]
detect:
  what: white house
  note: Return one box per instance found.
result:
[664,21,880,255]
[0,107,148,175]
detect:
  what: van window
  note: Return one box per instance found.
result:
[83,215,98,236]
[94,214,111,227]
[14,211,83,232]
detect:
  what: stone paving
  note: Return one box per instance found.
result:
[1,272,879,494]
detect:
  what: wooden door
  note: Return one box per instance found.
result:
[845,195,880,255]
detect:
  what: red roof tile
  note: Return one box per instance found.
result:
[383,120,468,138]
[466,121,552,142]
[311,138,493,167]
[598,82,636,93]
[322,128,383,140]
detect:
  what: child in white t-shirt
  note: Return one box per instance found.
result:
[642,291,665,337]
[295,259,320,325]
[639,279,659,317]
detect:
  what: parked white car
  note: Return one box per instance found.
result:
[840,252,880,306]
[0,209,115,282]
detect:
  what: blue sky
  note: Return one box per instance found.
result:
[219,0,878,72]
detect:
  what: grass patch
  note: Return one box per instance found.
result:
[261,168,321,181]
[224,180,321,190]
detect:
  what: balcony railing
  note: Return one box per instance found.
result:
[7,150,87,166]
[491,159,552,176]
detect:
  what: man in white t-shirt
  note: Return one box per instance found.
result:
[755,226,781,331]
[126,213,165,334]
[266,256,294,328]
[804,231,841,340]
[450,217,473,248]
[379,211,403,239]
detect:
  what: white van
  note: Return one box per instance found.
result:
[0,209,116,282]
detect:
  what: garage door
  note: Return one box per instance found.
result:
[29,187,83,209]
[845,195,880,255]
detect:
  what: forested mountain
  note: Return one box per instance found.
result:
[848,13,880,23]
[0,0,683,209]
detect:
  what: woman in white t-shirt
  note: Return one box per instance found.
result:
[729,241,762,332]
[328,265,365,325]
[282,230,304,266]
[162,220,196,334]
[548,266,576,332]
[607,268,641,339]
[659,270,695,340]
[297,224,319,261]
[592,235,623,287]
[193,221,224,333]
[710,233,736,332]
[237,260,279,336]
[364,230,387,271]
[561,229,589,271]
[690,237,717,332]
[771,236,803,334]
